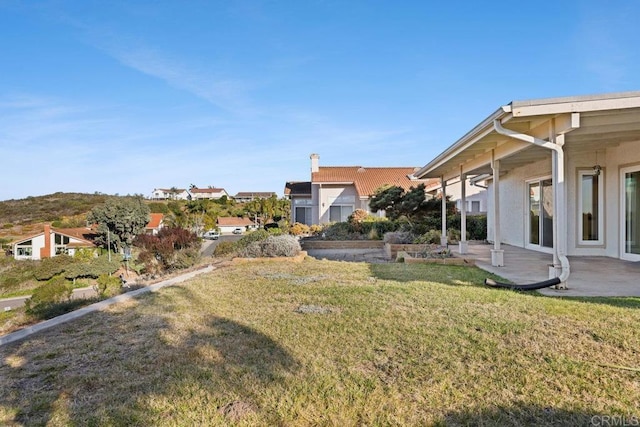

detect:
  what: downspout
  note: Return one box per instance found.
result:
[493,119,570,284]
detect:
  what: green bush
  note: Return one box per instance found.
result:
[95,274,122,298]
[445,214,487,240]
[25,275,73,318]
[213,241,237,257]
[238,235,301,258]
[236,230,270,249]
[413,230,441,244]
[383,231,415,244]
[33,255,75,281]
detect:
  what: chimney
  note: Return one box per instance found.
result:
[41,224,52,259]
[310,153,320,173]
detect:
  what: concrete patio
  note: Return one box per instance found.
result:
[454,242,640,297]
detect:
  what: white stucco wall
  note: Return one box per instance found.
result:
[316,184,358,223]
[487,138,640,258]
[487,157,552,249]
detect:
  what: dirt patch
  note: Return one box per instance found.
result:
[218,400,257,421]
[295,304,333,314]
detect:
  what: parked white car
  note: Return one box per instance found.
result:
[232,228,243,235]
[203,230,220,240]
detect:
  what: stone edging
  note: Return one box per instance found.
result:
[0,265,215,348]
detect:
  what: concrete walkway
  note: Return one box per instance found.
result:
[454,242,640,297]
[0,265,215,347]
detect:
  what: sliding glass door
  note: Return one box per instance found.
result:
[621,165,640,261]
[528,178,553,250]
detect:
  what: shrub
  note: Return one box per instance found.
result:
[33,255,75,281]
[213,241,237,257]
[95,274,122,298]
[347,209,369,232]
[447,229,461,243]
[414,230,441,244]
[290,222,311,236]
[25,275,73,318]
[236,230,270,249]
[238,235,301,258]
[309,224,323,235]
[383,231,415,244]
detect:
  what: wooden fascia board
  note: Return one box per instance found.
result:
[511,97,640,117]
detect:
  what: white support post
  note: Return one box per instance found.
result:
[440,178,448,247]
[459,170,468,254]
[550,130,568,288]
[491,153,504,266]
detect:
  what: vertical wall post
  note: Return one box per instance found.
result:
[441,177,448,247]
[459,168,468,254]
[491,152,504,266]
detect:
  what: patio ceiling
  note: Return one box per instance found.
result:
[417,92,640,181]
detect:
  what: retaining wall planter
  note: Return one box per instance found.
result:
[231,251,308,264]
[397,251,475,266]
[301,240,384,250]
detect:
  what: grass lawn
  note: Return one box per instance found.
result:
[1,259,639,425]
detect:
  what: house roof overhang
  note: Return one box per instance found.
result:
[415,91,640,182]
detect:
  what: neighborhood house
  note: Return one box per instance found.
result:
[286,154,438,225]
[12,225,97,260]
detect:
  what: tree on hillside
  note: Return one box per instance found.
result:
[87,198,150,253]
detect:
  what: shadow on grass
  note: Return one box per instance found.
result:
[437,402,600,426]
[0,286,298,425]
[368,262,507,287]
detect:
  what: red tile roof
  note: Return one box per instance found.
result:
[312,167,436,197]
[146,213,164,229]
[217,217,255,227]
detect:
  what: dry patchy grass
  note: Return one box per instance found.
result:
[1,259,639,425]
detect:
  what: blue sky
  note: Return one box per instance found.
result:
[1,0,639,201]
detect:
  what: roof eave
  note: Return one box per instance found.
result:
[415,106,509,178]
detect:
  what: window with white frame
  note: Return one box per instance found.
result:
[54,234,70,255]
[578,169,604,245]
[16,241,33,257]
[329,205,353,222]
[295,206,313,225]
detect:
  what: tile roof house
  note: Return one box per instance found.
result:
[216,217,257,234]
[12,224,97,260]
[150,188,190,200]
[298,154,437,224]
[284,181,313,225]
[233,192,277,203]
[189,187,229,200]
[414,90,640,288]
[145,213,165,235]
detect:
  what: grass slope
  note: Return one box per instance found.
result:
[1,260,639,425]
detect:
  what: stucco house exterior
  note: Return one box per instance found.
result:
[145,213,165,235]
[12,225,97,260]
[233,192,277,203]
[415,91,640,287]
[150,188,190,200]
[216,217,257,234]
[305,154,437,224]
[284,181,313,225]
[190,187,229,200]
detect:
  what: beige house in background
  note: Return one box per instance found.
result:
[307,154,436,224]
[415,91,640,287]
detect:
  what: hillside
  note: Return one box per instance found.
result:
[0,193,145,246]
[0,192,137,226]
